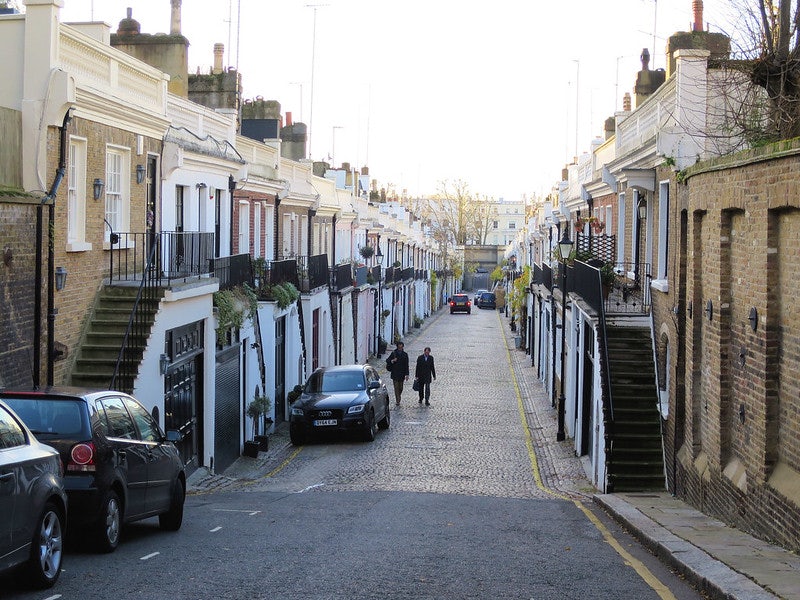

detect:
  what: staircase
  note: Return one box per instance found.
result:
[604,324,665,492]
[69,286,161,391]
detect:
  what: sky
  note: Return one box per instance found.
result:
[55,0,730,201]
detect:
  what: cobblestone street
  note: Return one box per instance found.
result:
[213,305,595,502]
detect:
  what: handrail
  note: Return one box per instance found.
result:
[110,234,161,393]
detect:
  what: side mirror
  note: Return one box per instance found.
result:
[367,380,381,391]
[166,430,183,443]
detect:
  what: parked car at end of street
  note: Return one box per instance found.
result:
[473,289,488,306]
[478,292,497,309]
[0,388,185,553]
[449,293,472,314]
[0,399,67,589]
[290,365,390,446]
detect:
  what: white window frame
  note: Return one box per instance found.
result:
[616,192,626,264]
[253,203,262,260]
[67,136,91,251]
[104,145,131,248]
[238,200,250,255]
[652,180,670,292]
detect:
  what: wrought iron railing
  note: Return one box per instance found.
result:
[212,253,251,291]
[576,233,616,264]
[330,263,353,291]
[107,231,215,285]
[401,267,415,281]
[354,265,368,287]
[309,254,329,289]
[603,261,651,315]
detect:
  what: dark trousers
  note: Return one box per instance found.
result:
[418,381,431,401]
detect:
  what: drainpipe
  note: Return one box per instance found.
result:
[273,194,282,259]
[331,214,337,264]
[38,109,72,387]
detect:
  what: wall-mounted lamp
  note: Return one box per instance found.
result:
[748,307,758,331]
[637,198,648,220]
[136,164,145,185]
[159,353,171,376]
[54,266,67,291]
[93,178,105,200]
[196,182,207,189]
[705,299,713,321]
[738,403,746,424]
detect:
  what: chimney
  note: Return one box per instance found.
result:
[170,0,182,35]
[692,0,704,32]
[285,112,293,126]
[623,92,631,111]
[213,43,224,74]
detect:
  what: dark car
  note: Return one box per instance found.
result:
[1,388,185,553]
[478,292,497,309]
[449,293,471,314]
[473,289,488,306]
[0,399,67,589]
[290,365,390,445]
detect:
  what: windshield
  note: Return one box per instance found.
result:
[304,370,366,393]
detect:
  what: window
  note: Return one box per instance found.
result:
[509,222,516,229]
[253,203,262,259]
[123,397,160,442]
[0,405,25,449]
[67,137,90,251]
[104,146,131,241]
[655,180,670,289]
[99,396,137,440]
[238,201,250,255]
[617,192,626,263]
[492,221,498,229]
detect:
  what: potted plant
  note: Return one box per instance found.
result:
[246,392,272,453]
[287,384,304,404]
[600,262,616,299]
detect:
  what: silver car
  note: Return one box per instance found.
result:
[0,399,67,589]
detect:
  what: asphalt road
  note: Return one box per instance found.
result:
[1,305,706,600]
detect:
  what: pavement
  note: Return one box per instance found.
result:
[187,306,800,600]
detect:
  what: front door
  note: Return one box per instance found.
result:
[275,316,286,423]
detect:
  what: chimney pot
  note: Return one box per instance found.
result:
[213,43,224,74]
[692,0,704,32]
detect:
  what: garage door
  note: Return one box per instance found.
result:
[214,345,240,473]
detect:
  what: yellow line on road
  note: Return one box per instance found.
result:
[500,311,676,600]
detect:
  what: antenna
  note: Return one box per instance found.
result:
[305,4,329,159]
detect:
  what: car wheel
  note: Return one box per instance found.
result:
[363,409,377,442]
[290,425,306,446]
[159,478,185,531]
[26,502,64,589]
[95,490,122,553]
[377,400,390,430]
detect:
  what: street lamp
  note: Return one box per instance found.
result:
[376,243,384,357]
[556,228,573,442]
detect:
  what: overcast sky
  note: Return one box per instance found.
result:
[57,0,729,201]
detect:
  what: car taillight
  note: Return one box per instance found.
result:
[449,301,454,306]
[467,301,471,306]
[68,442,96,472]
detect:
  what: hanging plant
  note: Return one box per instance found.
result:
[359,245,374,259]
[213,284,258,339]
[264,281,300,309]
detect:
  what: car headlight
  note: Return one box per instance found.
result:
[347,404,366,415]
[291,407,304,416]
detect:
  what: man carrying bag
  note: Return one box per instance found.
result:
[386,341,409,406]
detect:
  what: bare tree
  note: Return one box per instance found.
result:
[718,0,800,139]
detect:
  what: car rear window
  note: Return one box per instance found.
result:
[453,295,468,301]
[3,397,85,438]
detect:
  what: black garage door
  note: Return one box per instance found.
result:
[214,344,240,473]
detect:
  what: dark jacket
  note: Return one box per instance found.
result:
[386,348,409,381]
[415,354,436,384]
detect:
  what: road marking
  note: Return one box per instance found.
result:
[297,483,325,493]
[42,595,61,600]
[501,310,677,600]
[210,526,222,532]
[213,508,262,516]
[140,552,160,561]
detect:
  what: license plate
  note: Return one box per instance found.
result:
[313,419,337,427]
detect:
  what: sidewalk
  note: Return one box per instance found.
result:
[190,308,800,600]
[501,315,800,600]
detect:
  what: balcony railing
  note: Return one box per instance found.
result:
[354,265,368,287]
[296,254,329,292]
[212,253,251,291]
[107,231,215,286]
[251,258,299,299]
[330,263,353,291]
[401,267,415,281]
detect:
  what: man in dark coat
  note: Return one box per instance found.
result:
[414,346,436,405]
[386,341,409,406]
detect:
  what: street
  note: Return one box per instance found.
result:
[2,306,705,600]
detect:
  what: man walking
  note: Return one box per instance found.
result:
[414,346,436,406]
[386,341,409,406]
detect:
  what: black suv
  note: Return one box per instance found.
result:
[1,387,185,553]
[449,293,472,314]
[478,292,497,309]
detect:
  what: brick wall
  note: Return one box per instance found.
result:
[658,141,800,551]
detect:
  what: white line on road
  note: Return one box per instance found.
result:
[212,508,262,515]
[140,552,160,561]
[43,595,62,600]
[210,526,222,532]
[297,483,325,493]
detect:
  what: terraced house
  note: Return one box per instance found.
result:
[518,2,800,552]
[0,0,445,477]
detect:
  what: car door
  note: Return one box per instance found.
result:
[0,404,24,562]
[97,396,148,519]
[366,367,386,420]
[122,397,175,514]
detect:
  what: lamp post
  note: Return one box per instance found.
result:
[376,243,384,358]
[556,228,573,442]
[635,195,647,284]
